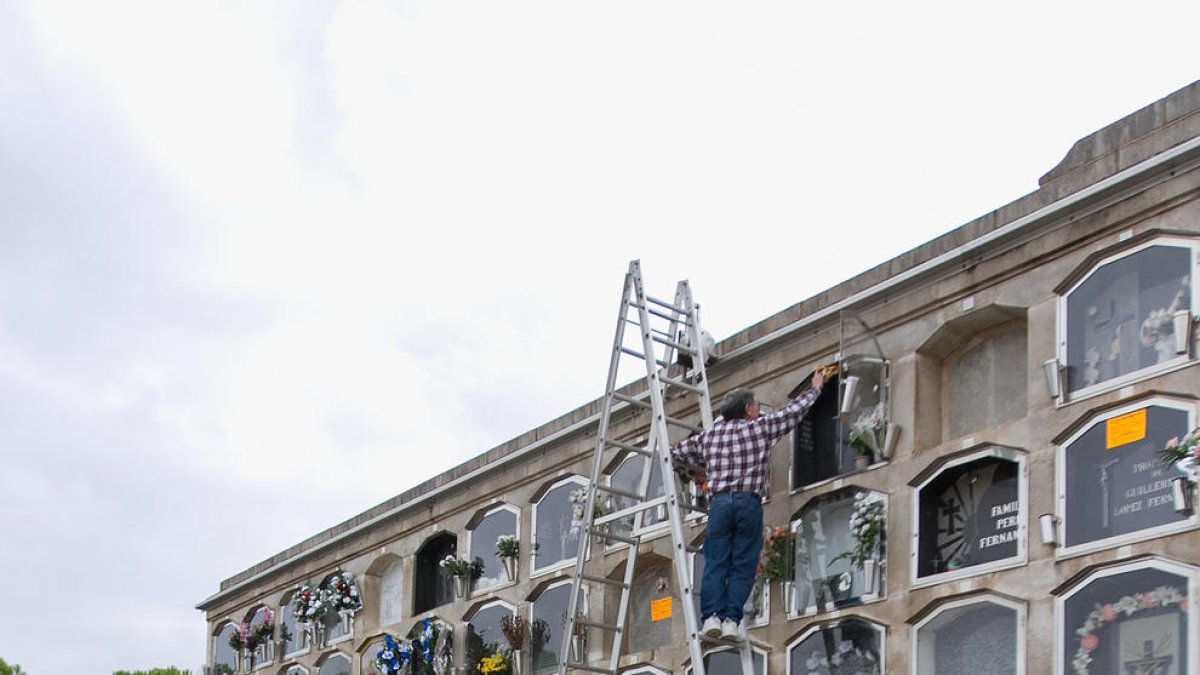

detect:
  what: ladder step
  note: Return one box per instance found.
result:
[698,632,747,646]
[681,501,708,515]
[604,439,652,456]
[644,303,692,324]
[564,662,615,675]
[577,618,623,633]
[660,374,705,394]
[643,293,687,314]
[619,346,669,368]
[650,332,698,355]
[665,415,704,433]
[581,574,629,589]
[612,392,652,410]
[595,483,645,501]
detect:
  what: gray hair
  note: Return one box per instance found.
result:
[720,388,755,420]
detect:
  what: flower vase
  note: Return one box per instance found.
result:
[511,649,524,675]
[502,555,518,582]
[453,574,469,598]
[854,454,871,470]
[863,559,878,595]
[341,610,352,634]
[570,633,587,662]
[782,580,797,614]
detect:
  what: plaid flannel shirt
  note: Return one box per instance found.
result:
[670,386,821,496]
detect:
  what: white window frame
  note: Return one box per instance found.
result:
[910,446,1028,589]
[603,454,672,552]
[531,475,589,577]
[789,488,887,618]
[1055,396,1199,558]
[245,605,275,670]
[467,600,517,666]
[282,666,309,675]
[279,590,312,659]
[212,622,240,674]
[468,503,521,594]
[1054,556,1199,675]
[530,579,589,674]
[784,617,885,675]
[910,594,1026,675]
[1056,236,1199,404]
[622,666,670,675]
[318,572,355,647]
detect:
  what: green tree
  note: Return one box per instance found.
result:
[0,658,26,675]
[112,668,191,675]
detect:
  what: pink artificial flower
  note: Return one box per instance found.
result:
[1167,437,1180,449]
[1080,634,1099,652]
[1100,604,1117,622]
[1142,594,1157,609]
[1181,596,1189,613]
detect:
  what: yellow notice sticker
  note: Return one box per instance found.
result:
[650,597,672,622]
[1106,409,1147,449]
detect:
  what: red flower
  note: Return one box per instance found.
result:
[1100,604,1117,622]
[1080,634,1099,652]
[1142,594,1157,609]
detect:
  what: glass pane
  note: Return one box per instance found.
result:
[415,534,457,614]
[281,596,302,656]
[1066,244,1191,393]
[794,492,882,611]
[318,654,351,675]
[916,601,1017,674]
[362,639,385,675]
[1064,405,1190,548]
[472,509,517,591]
[788,618,881,675]
[792,375,857,488]
[1063,566,1189,675]
[468,605,513,675]
[532,585,571,673]
[704,649,765,675]
[535,483,582,570]
[917,457,1020,577]
[693,546,768,626]
[610,457,667,536]
[214,625,238,675]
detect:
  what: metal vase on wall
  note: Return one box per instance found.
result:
[452,575,469,598]
[782,580,796,614]
[863,559,878,595]
[502,555,518,582]
[1174,310,1193,354]
[882,422,899,459]
[511,649,524,675]
[840,375,860,414]
[570,633,587,662]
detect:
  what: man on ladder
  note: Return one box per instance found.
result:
[671,369,830,642]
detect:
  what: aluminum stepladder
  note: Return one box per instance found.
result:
[558,260,756,675]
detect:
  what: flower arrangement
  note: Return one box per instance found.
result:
[803,641,879,675]
[376,633,413,675]
[292,583,327,624]
[500,613,528,651]
[757,526,794,583]
[831,493,885,570]
[848,403,885,458]
[227,620,251,651]
[496,534,520,558]
[441,555,486,579]
[411,617,440,665]
[1162,428,1200,480]
[321,570,363,615]
[569,488,603,534]
[1071,585,1187,674]
[479,652,510,675]
[249,608,275,648]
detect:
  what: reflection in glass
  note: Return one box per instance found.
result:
[468,604,513,675]
[610,456,666,537]
[318,654,351,675]
[917,457,1019,577]
[1066,244,1191,393]
[916,601,1017,674]
[792,491,883,613]
[702,648,765,675]
[362,639,385,675]
[532,585,572,673]
[472,508,517,591]
[281,593,303,655]
[535,481,584,571]
[214,624,238,675]
[692,546,768,626]
[788,618,881,675]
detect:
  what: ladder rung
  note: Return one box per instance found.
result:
[564,662,615,675]
[698,632,746,646]
[680,501,708,515]
[581,574,629,589]
[619,346,668,368]
[665,415,704,433]
[596,483,644,501]
[576,618,622,633]
[660,374,704,394]
[612,392,652,410]
[587,526,638,546]
[643,293,687,314]
[650,332,697,355]
[684,544,703,554]
[645,303,691,324]
[604,439,652,456]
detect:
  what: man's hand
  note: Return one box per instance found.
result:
[812,368,826,391]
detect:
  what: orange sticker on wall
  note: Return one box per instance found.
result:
[650,597,672,622]
[1106,409,1147,449]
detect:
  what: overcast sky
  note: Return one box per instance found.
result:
[2,1,1198,672]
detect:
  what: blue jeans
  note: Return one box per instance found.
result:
[701,492,762,623]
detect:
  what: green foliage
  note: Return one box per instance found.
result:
[0,657,27,675]
[112,668,192,675]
